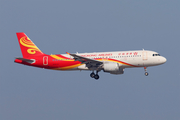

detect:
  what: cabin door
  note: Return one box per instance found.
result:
[43,56,48,65]
[142,51,148,60]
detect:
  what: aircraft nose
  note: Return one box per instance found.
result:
[161,57,167,64]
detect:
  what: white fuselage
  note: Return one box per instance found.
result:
[62,50,166,71]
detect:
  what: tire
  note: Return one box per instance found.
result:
[145,72,149,76]
[94,74,99,80]
[90,72,95,78]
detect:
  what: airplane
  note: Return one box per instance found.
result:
[14,32,167,80]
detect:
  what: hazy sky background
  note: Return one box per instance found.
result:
[0,0,180,120]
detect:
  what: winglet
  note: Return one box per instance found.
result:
[66,52,70,55]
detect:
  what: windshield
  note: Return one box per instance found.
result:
[152,54,160,56]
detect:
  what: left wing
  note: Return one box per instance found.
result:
[66,52,103,68]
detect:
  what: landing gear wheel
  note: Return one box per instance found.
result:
[144,67,149,76]
[145,72,149,76]
[94,74,99,80]
[90,72,95,78]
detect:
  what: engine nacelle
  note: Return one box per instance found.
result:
[103,62,124,74]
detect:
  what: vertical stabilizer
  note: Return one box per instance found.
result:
[16,32,44,58]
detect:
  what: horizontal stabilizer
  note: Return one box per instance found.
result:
[15,57,35,63]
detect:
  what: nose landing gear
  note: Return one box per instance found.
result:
[144,67,149,76]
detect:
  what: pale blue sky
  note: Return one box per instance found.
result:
[0,0,180,120]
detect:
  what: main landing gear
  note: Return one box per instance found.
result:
[90,71,99,80]
[144,67,149,76]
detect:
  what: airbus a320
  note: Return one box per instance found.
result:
[14,33,167,80]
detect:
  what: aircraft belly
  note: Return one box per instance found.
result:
[77,64,89,70]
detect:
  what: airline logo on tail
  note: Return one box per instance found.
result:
[20,36,42,54]
[16,33,44,58]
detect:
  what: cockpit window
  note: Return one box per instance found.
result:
[153,54,160,56]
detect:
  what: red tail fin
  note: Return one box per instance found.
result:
[16,32,44,58]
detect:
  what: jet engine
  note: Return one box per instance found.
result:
[103,62,124,74]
